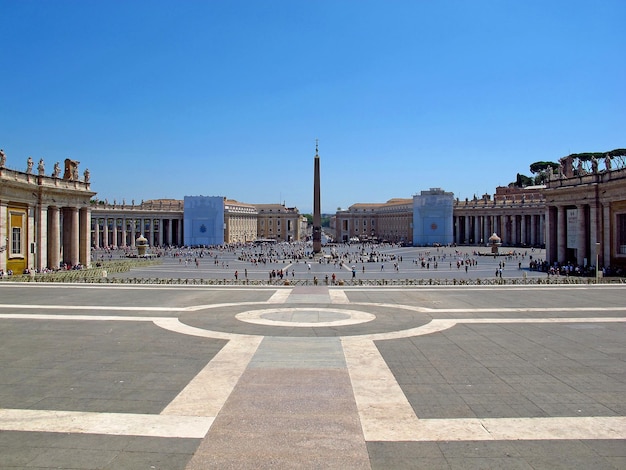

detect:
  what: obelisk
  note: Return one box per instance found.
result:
[313,140,322,254]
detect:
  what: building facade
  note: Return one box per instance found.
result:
[543,153,626,270]
[92,199,184,248]
[452,187,546,247]
[1,153,94,273]
[225,199,258,243]
[255,204,305,242]
[334,199,414,244]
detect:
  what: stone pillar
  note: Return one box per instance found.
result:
[520,215,526,246]
[177,218,183,246]
[48,206,60,270]
[602,203,610,267]
[577,204,587,266]
[131,219,136,248]
[589,204,598,249]
[511,215,518,246]
[121,217,127,247]
[103,218,109,249]
[473,216,480,245]
[63,207,80,266]
[545,207,554,263]
[112,218,118,248]
[94,218,100,249]
[460,215,469,244]
[539,213,545,246]
[36,204,48,271]
[557,206,567,263]
[530,215,537,246]
[167,218,173,247]
[79,207,91,267]
[70,207,80,266]
[158,218,164,246]
[149,219,154,246]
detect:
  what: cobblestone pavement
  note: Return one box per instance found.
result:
[0,277,624,469]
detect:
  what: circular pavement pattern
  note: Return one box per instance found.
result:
[178,302,433,337]
[235,307,376,327]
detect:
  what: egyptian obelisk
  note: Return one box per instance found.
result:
[313,140,322,254]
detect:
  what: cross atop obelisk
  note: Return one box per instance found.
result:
[313,140,322,254]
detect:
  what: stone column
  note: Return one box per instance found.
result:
[158,218,164,246]
[112,218,118,248]
[602,203,610,267]
[520,215,526,246]
[177,218,183,246]
[103,218,109,249]
[557,206,567,263]
[461,215,469,243]
[131,219,136,248]
[530,215,537,246]
[48,206,60,270]
[545,207,554,263]
[577,204,587,266]
[473,216,480,245]
[36,204,48,271]
[70,207,80,266]
[121,218,127,247]
[167,218,173,246]
[149,219,154,246]
[589,203,598,249]
[94,218,100,249]
[79,207,91,267]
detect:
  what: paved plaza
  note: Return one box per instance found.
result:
[0,248,625,469]
[100,244,554,284]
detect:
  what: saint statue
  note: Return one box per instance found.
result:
[84,168,90,183]
[27,156,34,174]
[0,149,6,168]
[38,158,45,176]
[53,162,61,178]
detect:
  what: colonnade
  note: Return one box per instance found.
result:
[453,213,545,247]
[91,214,184,248]
[545,202,607,268]
[1,157,94,273]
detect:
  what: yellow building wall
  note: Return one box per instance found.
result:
[7,207,27,273]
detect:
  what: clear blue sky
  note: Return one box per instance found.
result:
[2,1,624,213]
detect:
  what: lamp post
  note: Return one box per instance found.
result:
[596,242,601,283]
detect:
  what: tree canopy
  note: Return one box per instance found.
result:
[529,161,559,174]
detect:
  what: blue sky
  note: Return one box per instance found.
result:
[2,1,624,213]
